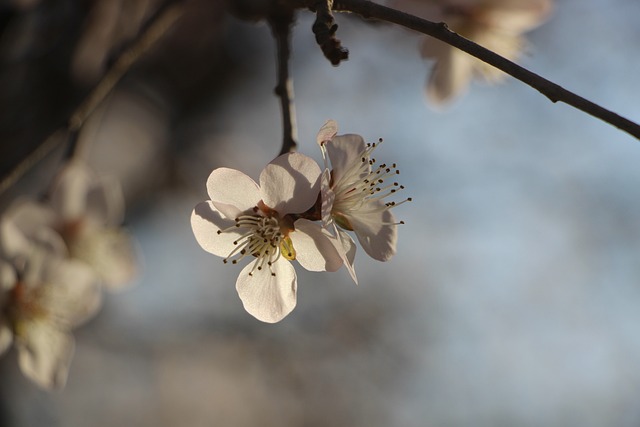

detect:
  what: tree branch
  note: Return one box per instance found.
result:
[0,2,184,195]
[330,0,640,141]
[269,7,298,155]
[69,2,184,132]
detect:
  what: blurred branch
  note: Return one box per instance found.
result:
[0,1,184,195]
[328,0,640,141]
[68,2,184,133]
[269,7,298,155]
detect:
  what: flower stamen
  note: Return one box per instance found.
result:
[219,210,289,277]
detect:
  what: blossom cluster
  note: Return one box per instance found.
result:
[0,161,137,390]
[191,121,411,323]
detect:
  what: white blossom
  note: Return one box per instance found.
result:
[0,221,101,390]
[4,161,137,291]
[317,120,410,270]
[191,152,342,323]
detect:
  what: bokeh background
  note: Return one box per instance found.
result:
[2,0,640,425]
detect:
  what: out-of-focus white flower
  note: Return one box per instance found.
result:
[5,161,137,291]
[317,120,410,269]
[0,234,101,390]
[392,0,552,104]
[191,152,342,323]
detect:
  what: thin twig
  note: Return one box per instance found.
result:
[69,2,184,133]
[269,7,298,155]
[0,3,184,195]
[330,0,640,140]
[311,0,349,66]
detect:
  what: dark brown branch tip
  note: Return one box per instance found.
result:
[311,0,349,66]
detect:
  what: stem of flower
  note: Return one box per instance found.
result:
[269,8,299,156]
[330,0,640,141]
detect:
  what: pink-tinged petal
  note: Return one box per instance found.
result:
[206,168,261,219]
[326,134,367,185]
[191,201,243,258]
[16,321,74,390]
[320,170,335,227]
[85,175,125,226]
[43,258,102,328]
[236,259,296,323]
[337,228,358,284]
[316,120,338,146]
[426,47,474,105]
[290,219,342,272]
[0,321,12,355]
[260,153,321,215]
[50,161,93,222]
[348,205,397,262]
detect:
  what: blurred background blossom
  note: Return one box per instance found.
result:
[2,0,640,426]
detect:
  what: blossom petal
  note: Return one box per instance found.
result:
[0,258,16,292]
[0,199,65,259]
[426,46,474,105]
[236,259,296,323]
[337,228,358,284]
[260,153,321,215]
[326,134,367,185]
[0,320,12,356]
[483,1,552,32]
[290,219,342,272]
[85,175,125,226]
[191,201,242,258]
[50,161,93,222]
[206,168,261,219]
[70,228,138,291]
[316,119,338,146]
[16,321,74,390]
[43,258,102,328]
[320,170,334,227]
[348,205,397,262]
